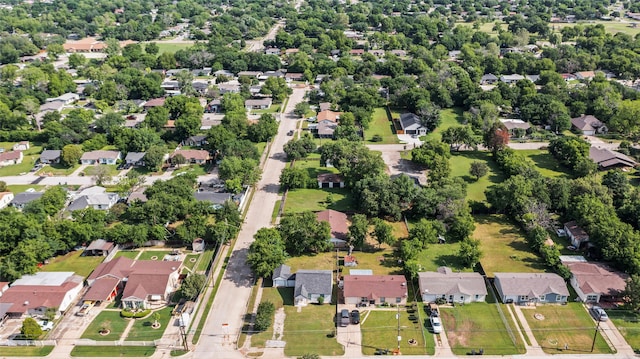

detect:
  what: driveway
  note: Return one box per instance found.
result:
[367,144,427,185]
[336,304,362,357]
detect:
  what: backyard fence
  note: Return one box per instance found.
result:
[0,339,56,347]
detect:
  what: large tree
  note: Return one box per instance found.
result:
[247,228,288,278]
[180,273,207,300]
[61,144,83,167]
[411,140,451,183]
[348,214,369,249]
[278,212,331,255]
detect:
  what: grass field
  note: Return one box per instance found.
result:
[0,346,54,356]
[286,248,402,275]
[137,250,172,261]
[285,188,355,213]
[71,346,155,357]
[196,247,216,272]
[608,310,640,351]
[518,150,572,178]
[250,287,293,348]
[414,241,468,272]
[524,303,612,354]
[474,215,546,277]
[148,42,194,54]
[173,164,211,177]
[5,184,45,193]
[41,250,105,278]
[81,311,128,341]
[113,250,140,260]
[84,165,120,177]
[183,254,200,272]
[0,153,38,176]
[365,108,400,144]
[425,108,464,141]
[361,309,434,355]
[37,163,79,176]
[283,303,344,356]
[456,20,640,37]
[441,302,525,355]
[449,151,504,202]
[126,307,173,341]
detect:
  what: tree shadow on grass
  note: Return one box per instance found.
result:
[528,153,572,179]
[433,254,467,272]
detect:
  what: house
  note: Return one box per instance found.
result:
[316,209,348,248]
[526,74,541,83]
[272,264,296,288]
[218,84,241,94]
[260,70,285,80]
[205,99,222,113]
[10,191,43,210]
[480,74,499,85]
[0,272,84,318]
[494,273,569,304]
[293,270,333,306]
[46,93,79,105]
[192,81,209,94]
[0,192,14,210]
[574,71,597,81]
[500,119,531,137]
[80,150,122,165]
[315,120,338,138]
[571,114,607,136]
[172,149,210,164]
[265,48,280,55]
[142,97,166,110]
[318,102,332,112]
[499,74,525,84]
[317,173,345,188]
[368,49,385,57]
[85,239,115,256]
[418,267,487,304]
[201,114,223,131]
[39,149,61,164]
[127,190,148,205]
[124,152,146,167]
[350,49,365,56]
[398,113,427,136]
[67,186,119,212]
[245,98,272,110]
[164,120,176,131]
[389,49,407,57]
[561,73,577,81]
[285,73,305,82]
[317,110,341,123]
[39,101,65,112]
[343,275,408,306]
[192,238,205,252]
[589,147,637,170]
[0,151,23,167]
[182,135,208,147]
[194,190,234,208]
[12,141,29,151]
[564,221,589,248]
[563,260,629,303]
[237,71,263,78]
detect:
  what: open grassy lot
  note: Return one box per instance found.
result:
[365,108,400,144]
[361,309,434,355]
[71,346,155,357]
[283,303,344,356]
[37,163,79,176]
[449,151,504,202]
[551,20,640,36]
[148,42,194,54]
[113,250,140,260]
[608,310,640,351]
[285,188,354,213]
[173,164,211,177]
[41,250,105,278]
[415,241,468,272]
[424,108,464,141]
[196,247,216,272]
[251,287,293,348]
[138,250,172,261]
[0,346,54,356]
[286,247,402,275]
[440,302,525,355]
[84,165,120,177]
[518,150,572,178]
[474,215,546,277]
[81,310,128,341]
[126,307,173,341]
[6,184,45,193]
[293,153,339,175]
[524,303,612,354]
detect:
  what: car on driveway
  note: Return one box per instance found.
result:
[430,315,442,334]
[351,309,360,324]
[37,319,53,331]
[590,306,608,321]
[340,309,350,327]
[287,130,294,136]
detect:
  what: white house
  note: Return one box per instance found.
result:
[12,141,29,151]
[399,113,427,136]
[293,270,333,306]
[67,186,119,212]
[0,192,15,209]
[272,265,295,287]
[0,151,23,167]
[564,221,589,248]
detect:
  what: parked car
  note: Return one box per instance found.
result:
[590,306,608,321]
[340,309,350,327]
[37,319,53,331]
[351,310,360,324]
[430,315,442,334]
[287,130,294,136]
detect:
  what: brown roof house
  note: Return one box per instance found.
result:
[85,257,134,303]
[571,114,607,136]
[564,221,590,248]
[85,239,115,256]
[317,173,345,189]
[171,149,210,165]
[0,151,23,167]
[500,119,531,137]
[316,209,349,248]
[494,273,569,304]
[564,260,629,303]
[418,267,487,304]
[589,147,637,170]
[343,275,408,306]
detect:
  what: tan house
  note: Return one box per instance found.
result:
[343,275,408,306]
[172,149,210,164]
[0,151,23,167]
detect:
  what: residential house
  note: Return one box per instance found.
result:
[85,239,115,256]
[245,98,273,110]
[398,113,427,136]
[124,152,146,167]
[350,49,365,56]
[389,49,407,57]
[10,191,43,210]
[561,73,577,81]
[39,149,61,164]
[237,71,263,79]
[285,73,305,82]
[122,261,181,309]
[194,190,234,208]
[46,93,79,105]
[571,114,607,136]
[172,149,210,164]
[563,260,629,303]
[201,114,223,131]
[192,81,209,94]
[39,101,65,112]
[418,267,487,304]
[314,121,338,138]
[315,209,348,248]
[480,74,499,85]
[564,221,589,248]
[12,141,29,151]
[205,99,222,113]
[317,110,341,123]
[494,273,569,304]
[218,84,241,94]
[80,150,122,165]
[285,48,300,55]
[574,71,597,81]
[589,147,637,170]
[164,120,176,131]
[318,102,332,112]
[293,270,333,306]
[142,97,166,110]
[182,135,207,147]
[0,272,84,318]
[0,192,14,209]
[500,119,531,137]
[67,186,119,212]
[526,74,541,83]
[343,275,408,306]
[272,265,296,288]
[499,74,525,84]
[265,47,281,55]
[127,190,148,205]
[317,173,345,189]
[165,69,189,77]
[368,49,385,57]
[161,80,180,92]
[0,151,23,167]
[259,70,285,80]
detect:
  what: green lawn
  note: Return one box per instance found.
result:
[147,42,194,54]
[608,310,640,352]
[6,184,45,193]
[173,164,211,177]
[251,104,280,114]
[84,165,120,177]
[250,287,293,348]
[550,20,640,36]
[0,153,38,176]
[293,153,339,178]
[0,346,54,356]
[449,151,504,202]
[365,108,400,144]
[361,309,433,355]
[524,303,612,354]
[113,250,140,260]
[415,241,468,272]
[81,311,128,341]
[283,303,344,356]
[183,254,200,272]
[137,250,172,261]
[71,346,155,357]
[196,247,216,272]
[518,150,572,178]
[440,303,525,355]
[286,249,401,275]
[41,250,105,278]
[285,188,355,213]
[474,215,546,277]
[425,108,464,141]
[37,163,79,176]
[126,307,173,341]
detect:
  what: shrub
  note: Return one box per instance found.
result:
[121,309,151,318]
[254,301,275,332]
[371,134,383,142]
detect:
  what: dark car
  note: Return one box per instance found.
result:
[351,309,360,324]
[287,130,294,136]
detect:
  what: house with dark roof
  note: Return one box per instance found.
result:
[85,239,115,256]
[418,267,487,304]
[124,152,146,167]
[272,265,295,287]
[67,186,119,212]
[343,275,408,305]
[245,98,273,110]
[293,270,333,306]
[564,221,590,248]
[10,191,43,210]
[39,149,61,164]
[589,147,637,170]
[494,273,569,304]
[571,114,607,136]
[314,120,338,138]
[480,74,498,85]
[317,173,345,188]
[398,113,427,136]
[564,260,629,303]
[315,209,348,248]
[182,135,207,147]
[143,97,166,109]
[500,119,531,137]
[194,190,234,208]
[499,74,525,84]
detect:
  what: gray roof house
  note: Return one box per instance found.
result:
[589,147,637,170]
[124,152,146,166]
[571,114,606,136]
[418,267,487,304]
[194,191,234,209]
[480,73,498,85]
[399,113,427,136]
[67,186,119,212]
[10,191,44,210]
[293,270,333,306]
[494,273,569,304]
[39,149,61,164]
[272,264,295,288]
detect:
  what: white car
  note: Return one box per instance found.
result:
[430,316,442,334]
[37,320,53,331]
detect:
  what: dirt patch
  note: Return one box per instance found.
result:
[272,308,285,341]
[442,312,472,347]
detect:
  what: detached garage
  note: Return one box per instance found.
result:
[317,173,345,189]
[272,265,295,287]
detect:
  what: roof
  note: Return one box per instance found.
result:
[127,191,148,204]
[0,273,83,314]
[500,74,525,81]
[481,74,498,81]
[317,110,341,122]
[67,186,118,211]
[316,121,338,136]
[571,115,602,131]
[494,273,569,297]
[418,267,488,296]
[81,150,121,161]
[500,119,531,131]
[316,209,348,240]
[343,275,408,299]
[318,102,332,112]
[39,149,61,161]
[0,151,22,161]
[194,191,233,205]
[272,264,293,280]
[39,101,65,112]
[86,239,114,252]
[124,152,145,162]
[88,256,135,281]
[245,98,272,106]
[143,97,166,107]
[172,149,210,161]
[589,147,637,169]
[294,270,333,299]
[564,221,589,242]
[565,262,629,296]
[84,277,120,302]
[399,113,425,131]
[317,173,343,183]
[10,191,43,206]
[13,272,76,286]
[186,135,207,143]
[122,261,180,300]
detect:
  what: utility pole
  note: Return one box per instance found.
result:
[396,305,401,354]
[591,316,602,352]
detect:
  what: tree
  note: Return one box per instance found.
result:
[0,181,6,192]
[284,135,317,160]
[280,167,311,189]
[371,218,395,248]
[441,126,479,151]
[294,102,311,118]
[247,114,279,142]
[247,228,287,278]
[171,153,187,167]
[610,100,640,138]
[145,42,159,55]
[254,301,275,331]
[298,355,320,359]
[408,219,444,248]
[483,122,510,152]
[218,157,260,186]
[459,237,482,268]
[143,145,167,171]
[469,161,489,180]
[21,317,42,339]
[88,166,112,186]
[279,212,331,255]
[181,273,207,300]
[411,140,451,184]
[348,214,369,249]
[61,144,83,167]
[624,274,640,311]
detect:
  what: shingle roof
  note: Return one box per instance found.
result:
[10,191,43,206]
[564,221,589,242]
[0,273,83,315]
[315,209,348,240]
[124,152,145,162]
[399,113,425,131]
[173,149,210,161]
[418,267,487,296]
[589,147,637,169]
[294,270,332,299]
[343,275,408,300]
[80,150,121,161]
[39,149,61,161]
[495,273,569,297]
[86,239,114,252]
[565,262,628,297]
[194,191,233,205]
[272,264,293,281]
[571,115,602,131]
